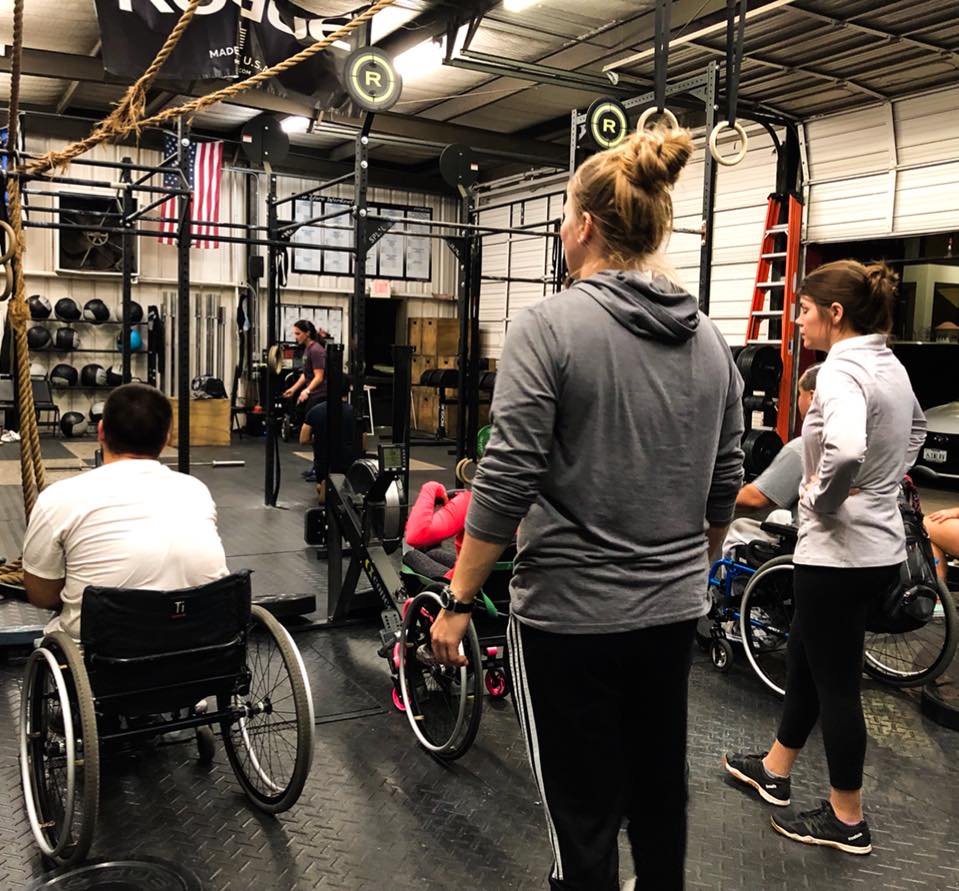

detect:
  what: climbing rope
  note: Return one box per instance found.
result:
[0,0,44,585]
[29,0,398,175]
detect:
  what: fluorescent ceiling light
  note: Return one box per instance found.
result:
[395,37,445,80]
[503,0,539,10]
[394,25,468,82]
[604,0,796,72]
[281,115,311,134]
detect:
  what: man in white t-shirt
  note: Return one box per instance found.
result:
[722,364,821,557]
[23,383,229,640]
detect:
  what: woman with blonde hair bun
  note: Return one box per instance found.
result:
[429,124,745,889]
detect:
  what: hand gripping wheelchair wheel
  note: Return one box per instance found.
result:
[397,587,483,760]
[218,606,315,813]
[20,631,100,866]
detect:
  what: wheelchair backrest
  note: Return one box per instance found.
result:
[80,571,252,714]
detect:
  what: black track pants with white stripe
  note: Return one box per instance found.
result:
[507,616,696,891]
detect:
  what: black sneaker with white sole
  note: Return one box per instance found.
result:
[723,751,790,806]
[771,800,872,855]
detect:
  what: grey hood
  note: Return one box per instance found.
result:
[576,269,700,344]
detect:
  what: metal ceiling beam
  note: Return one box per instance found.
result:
[1,47,566,168]
[687,39,889,100]
[9,108,449,193]
[788,4,959,64]
[56,41,100,115]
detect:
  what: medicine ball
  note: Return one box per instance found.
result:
[28,294,52,320]
[106,365,123,386]
[50,363,78,387]
[115,301,144,324]
[116,329,143,351]
[54,327,81,351]
[27,326,52,350]
[54,297,82,321]
[29,362,46,379]
[60,411,88,438]
[89,401,105,424]
[80,363,105,387]
[83,298,111,323]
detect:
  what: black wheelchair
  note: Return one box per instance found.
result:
[19,571,315,866]
[390,544,513,761]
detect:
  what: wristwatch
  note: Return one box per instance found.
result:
[439,585,473,614]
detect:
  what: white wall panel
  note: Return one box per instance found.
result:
[804,86,959,242]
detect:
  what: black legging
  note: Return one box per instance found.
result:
[777,562,900,790]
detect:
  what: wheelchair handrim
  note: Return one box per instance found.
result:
[20,647,77,859]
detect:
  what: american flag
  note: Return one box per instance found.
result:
[157,133,224,249]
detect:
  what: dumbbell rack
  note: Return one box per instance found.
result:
[745,193,803,442]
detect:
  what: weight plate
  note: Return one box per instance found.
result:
[585,97,629,151]
[240,114,290,166]
[26,857,201,890]
[345,47,402,112]
[439,144,479,191]
[737,344,783,393]
[743,428,784,477]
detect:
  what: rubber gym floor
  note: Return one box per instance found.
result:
[0,436,957,890]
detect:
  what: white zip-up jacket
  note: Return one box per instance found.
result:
[794,334,926,568]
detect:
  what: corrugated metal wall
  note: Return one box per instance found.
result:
[474,122,780,355]
[804,86,959,243]
[5,136,458,420]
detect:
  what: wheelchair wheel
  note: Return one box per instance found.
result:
[20,631,100,865]
[864,581,958,687]
[220,605,315,813]
[397,588,483,760]
[710,638,734,672]
[739,555,794,697]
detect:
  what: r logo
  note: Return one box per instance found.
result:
[345,47,402,112]
[586,98,629,151]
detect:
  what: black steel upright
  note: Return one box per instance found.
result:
[351,116,374,439]
[699,61,719,314]
[391,344,412,518]
[120,157,134,383]
[176,121,192,473]
[265,169,279,506]
[325,342,345,617]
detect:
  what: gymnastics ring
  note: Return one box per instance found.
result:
[708,120,749,167]
[637,107,679,131]
[455,457,476,485]
[0,220,17,265]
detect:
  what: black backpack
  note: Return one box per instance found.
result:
[867,476,940,634]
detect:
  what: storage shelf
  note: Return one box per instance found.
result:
[30,319,146,326]
[35,349,147,355]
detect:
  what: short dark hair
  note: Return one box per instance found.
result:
[102,383,172,458]
[799,363,821,392]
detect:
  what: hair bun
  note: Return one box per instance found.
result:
[620,126,693,192]
[865,261,898,303]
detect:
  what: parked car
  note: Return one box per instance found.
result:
[913,402,959,482]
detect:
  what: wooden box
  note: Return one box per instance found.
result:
[420,318,438,356]
[437,355,457,369]
[413,390,438,432]
[407,318,423,353]
[169,397,231,447]
[436,318,460,356]
[411,355,434,385]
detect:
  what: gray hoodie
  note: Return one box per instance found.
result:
[466,270,744,634]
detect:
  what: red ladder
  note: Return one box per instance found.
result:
[745,193,803,441]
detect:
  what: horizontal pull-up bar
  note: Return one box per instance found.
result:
[10,170,188,197]
[365,213,560,239]
[276,205,355,234]
[273,172,356,207]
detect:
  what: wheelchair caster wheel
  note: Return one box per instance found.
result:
[710,638,734,673]
[484,669,509,699]
[196,726,216,764]
[391,687,406,712]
